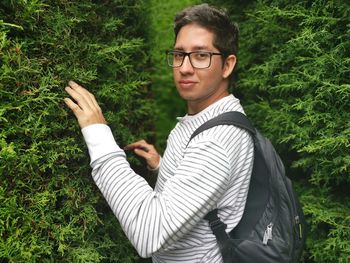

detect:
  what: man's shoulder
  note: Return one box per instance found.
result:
[190,122,251,146]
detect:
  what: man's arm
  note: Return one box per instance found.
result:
[63,81,249,257]
[87,135,232,257]
[64,81,161,168]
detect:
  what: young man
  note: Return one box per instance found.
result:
[64,4,254,262]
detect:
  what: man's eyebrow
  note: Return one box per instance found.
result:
[173,47,185,51]
[192,45,210,50]
[173,45,211,51]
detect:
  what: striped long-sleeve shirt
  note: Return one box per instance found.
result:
[81,94,254,262]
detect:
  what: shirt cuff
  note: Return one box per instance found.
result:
[81,124,121,164]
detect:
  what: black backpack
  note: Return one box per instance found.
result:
[189,111,306,263]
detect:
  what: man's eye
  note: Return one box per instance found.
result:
[194,52,209,60]
[174,53,184,59]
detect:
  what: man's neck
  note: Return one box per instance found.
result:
[187,89,230,115]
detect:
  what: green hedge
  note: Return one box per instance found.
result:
[207,0,350,262]
[147,0,200,151]
[0,0,154,261]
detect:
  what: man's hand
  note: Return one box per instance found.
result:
[64,81,107,128]
[124,140,161,170]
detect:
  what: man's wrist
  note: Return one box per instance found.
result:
[81,124,121,164]
[147,157,162,172]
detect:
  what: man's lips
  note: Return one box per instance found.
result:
[178,80,197,88]
[179,80,196,83]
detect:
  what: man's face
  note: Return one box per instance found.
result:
[173,23,231,114]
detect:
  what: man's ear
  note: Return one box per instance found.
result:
[222,55,237,79]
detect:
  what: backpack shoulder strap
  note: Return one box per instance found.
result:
[189,111,256,144]
[191,111,270,243]
[188,111,258,261]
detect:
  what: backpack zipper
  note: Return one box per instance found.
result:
[295,215,303,239]
[263,223,273,245]
[276,152,303,241]
[283,177,303,240]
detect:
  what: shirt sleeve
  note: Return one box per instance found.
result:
[81,124,120,164]
[81,124,232,258]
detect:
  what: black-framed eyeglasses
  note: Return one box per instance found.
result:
[166,50,223,69]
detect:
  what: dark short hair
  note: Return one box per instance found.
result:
[174,3,239,58]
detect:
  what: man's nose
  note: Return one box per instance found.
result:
[179,56,194,74]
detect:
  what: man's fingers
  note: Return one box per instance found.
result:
[134,148,161,169]
[64,97,79,110]
[64,81,107,128]
[68,81,93,101]
[68,80,82,90]
[124,139,160,169]
[65,86,92,111]
[134,148,150,159]
[67,81,99,110]
[64,98,83,115]
[124,140,148,151]
[125,144,149,152]
[124,141,157,154]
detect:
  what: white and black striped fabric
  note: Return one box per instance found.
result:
[81,95,254,262]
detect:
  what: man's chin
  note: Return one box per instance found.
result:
[176,90,196,101]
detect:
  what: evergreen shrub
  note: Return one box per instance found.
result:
[207,0,350,262]
[147,0,199,151]
[0,0,154,261]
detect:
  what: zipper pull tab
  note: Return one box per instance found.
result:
[263,223,273,245]
[295,215,303,239]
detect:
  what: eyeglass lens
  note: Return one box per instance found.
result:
[167,51,212,69]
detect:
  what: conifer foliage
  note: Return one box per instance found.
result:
[208,0,350,262]
[0,0,154,261]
